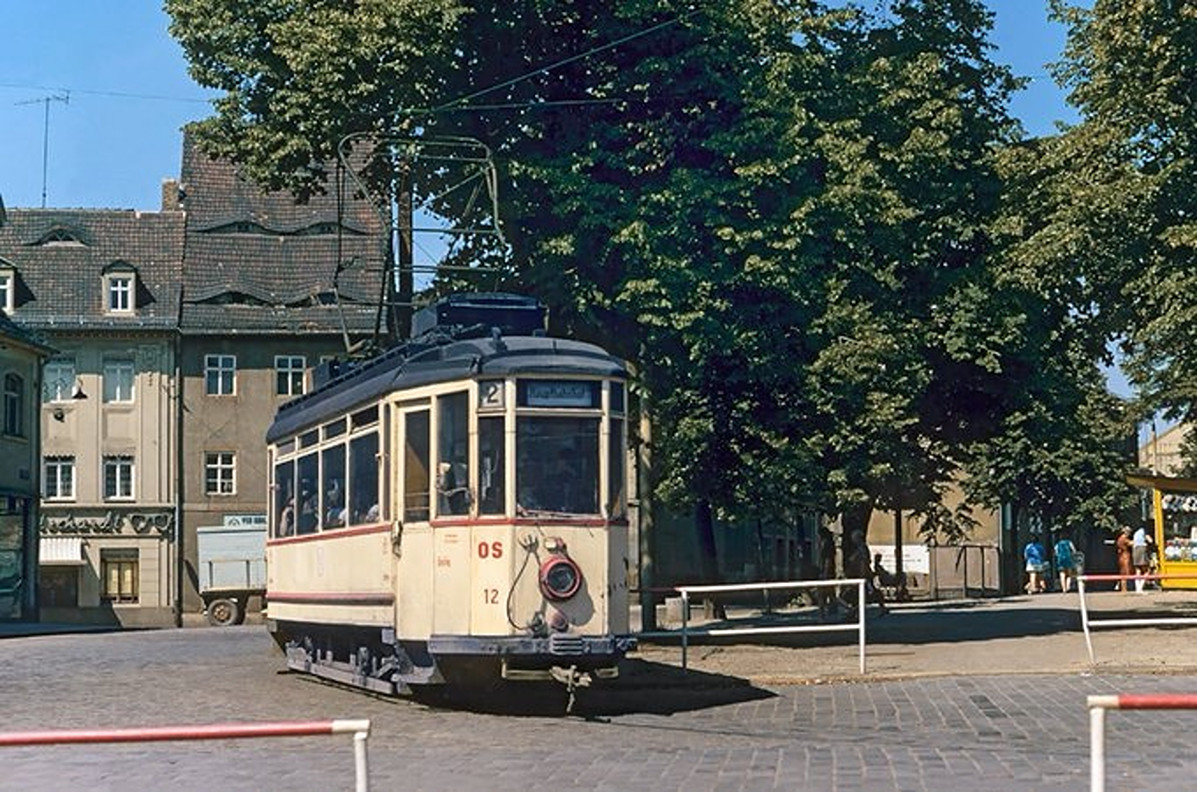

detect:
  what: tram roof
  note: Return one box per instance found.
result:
[266,333,627,444]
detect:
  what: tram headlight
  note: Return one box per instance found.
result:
[539,554,583,602]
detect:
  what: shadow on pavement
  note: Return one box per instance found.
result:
[416,659,774,718]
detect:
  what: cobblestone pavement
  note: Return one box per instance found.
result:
[1,625,1195,791]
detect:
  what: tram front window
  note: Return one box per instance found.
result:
[516,417,599,515]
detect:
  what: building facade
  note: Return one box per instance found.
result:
[0,208,184,626]
[0,311,54,620]
[174,135,388,613]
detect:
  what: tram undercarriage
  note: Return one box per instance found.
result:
[271,619,634,707]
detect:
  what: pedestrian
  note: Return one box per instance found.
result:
[1024,538,1048,594]
[1115,526,1133,593]
[1054,533,1078,594]
[1132,524,1151,593]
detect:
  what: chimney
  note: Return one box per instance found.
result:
[161,179,182,211]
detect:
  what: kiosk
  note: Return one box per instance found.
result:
[1128,475,1197,590]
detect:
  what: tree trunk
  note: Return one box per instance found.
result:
[695,498,725,619]
[841,500,873,578]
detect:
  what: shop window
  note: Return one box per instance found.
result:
[100,548,138,604]
[39,567,79,608]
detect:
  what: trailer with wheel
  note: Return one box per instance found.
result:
[197,523,266,626]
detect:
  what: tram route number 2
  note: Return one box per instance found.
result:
[478,541,504,605]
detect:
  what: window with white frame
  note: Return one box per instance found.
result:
[0,271,13,313]
[102,360,135,403]
[275,355,306,396]
[44,456,76,500]
[205,451,236,495]
[204,354,236,395]
[103,455,134,500]
[3,373,24,437]
[43,359,76,403]
[106,274,133,313]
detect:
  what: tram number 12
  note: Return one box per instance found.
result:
[483,588,499,604]
[477,540,503,559]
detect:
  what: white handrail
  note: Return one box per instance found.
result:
[1076,573,1197,662]
[645,578,869,674]
[1087,694,1197,792]
[0,719,371,792]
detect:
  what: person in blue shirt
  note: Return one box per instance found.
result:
[1024,539,1048,594]
[1054,533,1078,593]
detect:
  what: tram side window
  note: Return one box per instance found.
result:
[516,417,599,515]
[404,411,430,522]
[608,417,627,519]
[437,392,470,516]
[479,417,505,515]
[274,459,295,537]
[349,432,380,524]
[322,444,347,529]
[296,453,319,534]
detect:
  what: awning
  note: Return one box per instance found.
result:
[39,536,86,566]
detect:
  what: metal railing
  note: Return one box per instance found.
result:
[1076,573,1197,662]
[642,579,868,674]
[1088,694,1197,792]
[0,719,372,792]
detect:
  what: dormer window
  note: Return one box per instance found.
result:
[108,275,133,312]
[0,269,12,314]
[103,262,138,315]
[35,228,87,247]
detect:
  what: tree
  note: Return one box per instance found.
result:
[785,0,1024,567]
[1035,0,1196,438]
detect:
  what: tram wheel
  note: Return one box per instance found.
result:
[206,598,242,627]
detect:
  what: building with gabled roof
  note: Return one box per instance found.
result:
[0,308,55,621]
[174,133,389,618]
[0,206,184,626]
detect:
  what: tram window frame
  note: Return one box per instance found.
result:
[295,452,320,534]
[351,405,378,430]
[437,392,470,517]
[403,410,431,523]
[274,459,295,537]
[324,418,347,440]
[321,444,347,529]
[478,416,505,516]
[608,417,627,519]
[276,439,295,457]
[349,431,381,525]
[299,429,319,449]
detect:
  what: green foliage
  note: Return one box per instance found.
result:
[165,0,1154,554]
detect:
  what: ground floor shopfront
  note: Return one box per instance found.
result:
[38,506,178,627]
[0,495,37,621]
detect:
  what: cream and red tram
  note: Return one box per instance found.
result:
[264,294,635,695]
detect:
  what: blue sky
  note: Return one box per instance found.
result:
[0,1,1079,212]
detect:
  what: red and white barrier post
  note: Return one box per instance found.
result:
[1088,694,1197,792]
[0,719,372,792]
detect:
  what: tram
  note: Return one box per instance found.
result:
[264,293,635,698]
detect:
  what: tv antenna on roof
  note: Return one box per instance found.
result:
[16,92,70,208]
